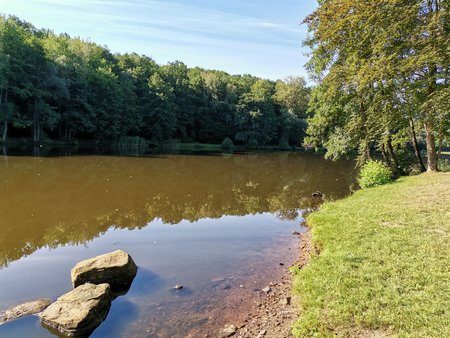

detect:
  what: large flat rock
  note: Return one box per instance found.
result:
[71,250,137,290]
[0,299,51,325]
[41,283,112,337]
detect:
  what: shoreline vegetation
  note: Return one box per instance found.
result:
[292,173,450,337]
[0,15,311,150]
[0,138,305,152]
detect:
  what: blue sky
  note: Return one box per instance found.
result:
[0,0,317,80]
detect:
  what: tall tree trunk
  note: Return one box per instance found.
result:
[409,117,426,172]
[424,1,439,172]
[381,144,389,165]
[33,145,40,157]
[386,137,399,176]
[1,90,7,142]
[437,125,443,159]
[33,97,40,144]
[365,143,372,161]
[424,120,438,172]
[2,120,7,142]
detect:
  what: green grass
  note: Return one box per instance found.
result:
[293,173,450,337]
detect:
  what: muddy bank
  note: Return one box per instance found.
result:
[133,231,314,338]
[233,230,313,338]
[146,230,312,338]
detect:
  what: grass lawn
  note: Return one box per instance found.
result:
[293,173,450,337]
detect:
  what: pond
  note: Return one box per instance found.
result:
[0,150,355,337]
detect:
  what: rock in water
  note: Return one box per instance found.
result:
[41,283,112,337]
[311,191,323,198]
[71,250,137,290]
[0,299,51,324]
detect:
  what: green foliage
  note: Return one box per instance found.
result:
[277,137,290,150]
[0,15,310,147]
[220,137,234,150]
[293,173,450,337]
[274,76,310,119]
[303,0,450,172]
[438,157,450,172]
[392,148,416,175]
[358,160,392,189]
[115,136,148,148]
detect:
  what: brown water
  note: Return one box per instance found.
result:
[0,151,355,337]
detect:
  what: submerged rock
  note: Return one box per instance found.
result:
[41,283,112,337]
[0,299,51,324]
[71,250,137,290]
[211,277,226,283]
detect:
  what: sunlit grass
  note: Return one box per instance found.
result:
[293,173,450,337]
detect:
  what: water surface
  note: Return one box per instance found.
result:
[0,151,355,337]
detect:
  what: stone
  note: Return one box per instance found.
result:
[280,297,291,306]
[211,277,226,283]
[261,286,272,294]
[219,284,231,291]
[257,329,267,337]
[0,299,51,324]
[71,250,137,290]
[312,191,323,198]
[41,283,112,337]
[220,324,237,337]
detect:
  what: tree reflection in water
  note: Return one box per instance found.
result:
[0,152,355,268]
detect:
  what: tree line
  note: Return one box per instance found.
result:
[0,15,310,148]
[303,0,449,173]
[2,4,448,173]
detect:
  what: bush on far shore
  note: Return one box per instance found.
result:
[220,137,235,150]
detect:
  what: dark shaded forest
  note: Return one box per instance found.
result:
[0,15,311,148]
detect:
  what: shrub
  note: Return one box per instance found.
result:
[220,137,234,150]
[248,138,259,149]
[438,157,450,172]
[358,160,392,189]
[394,148,416,175]
[278,137,290,150]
